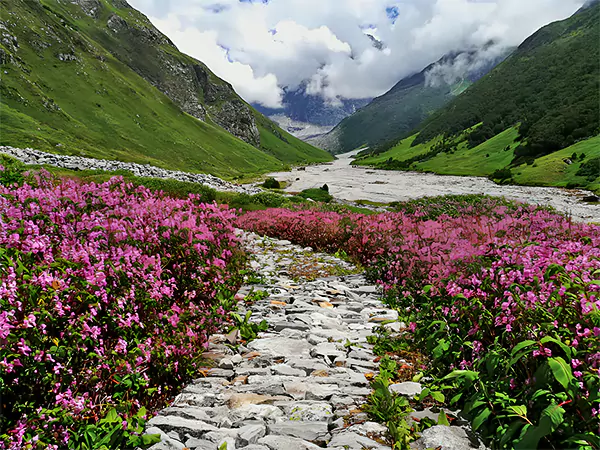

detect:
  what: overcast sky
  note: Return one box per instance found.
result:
[128,0,585,108]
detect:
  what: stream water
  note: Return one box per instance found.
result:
[266,150,600,222]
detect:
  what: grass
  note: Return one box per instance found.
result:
[0,0,331,180]
[353,134,437,166]
[355,123,599,192]
[415,126,520,176]
[513,135,600,191]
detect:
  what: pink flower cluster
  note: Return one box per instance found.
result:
[0,174,246,448]
[239,202,600,436]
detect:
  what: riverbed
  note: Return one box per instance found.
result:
[266,150,600,222]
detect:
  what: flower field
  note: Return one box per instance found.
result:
[0,172,246,449]
[239,199,600,449]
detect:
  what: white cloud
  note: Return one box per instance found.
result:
[128,0,586,106]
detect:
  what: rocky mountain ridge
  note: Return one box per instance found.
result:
[71,0,260,145]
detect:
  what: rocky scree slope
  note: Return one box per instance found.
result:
[142,233,487,450]
[0,0,332,177]
[0,145,263,194]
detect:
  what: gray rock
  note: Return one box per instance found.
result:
[389,382,422,397]
[145,427,185,450]
[148,416,217,437]
[237,424,267,446]
[258,435,323,450]
[329,431,389,449]
[247,337,312,358]
[271,364,306,377]
[268,421,330,442]
[284,401,334,422]
[413,426,487,450]
[184,437,216,450]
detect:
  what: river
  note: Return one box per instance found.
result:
[266,150,600,222]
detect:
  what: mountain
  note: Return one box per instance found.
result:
[355,4,600,192]
[253,84,371,140]
[0,0,332,178]
[411,3,599,162]
[312,47,509,154]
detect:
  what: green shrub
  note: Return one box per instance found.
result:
[0,154,26,186]
[490,168,513,183]
[251,192,287,208]
[299,188,333,203]
[262,177,281,189]
[576,157,600,181]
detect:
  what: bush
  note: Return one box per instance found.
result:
[490,167,513,182]
[262,177,281,189]
[0,154,26,186]
[299,188,333,203]
[250,191,288,208]
[0,175,246,448]
[576,157,600,182]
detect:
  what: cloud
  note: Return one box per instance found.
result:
[128,0,586,106]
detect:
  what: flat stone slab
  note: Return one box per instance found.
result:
[412,425,487,450]
[389,382,423,397]
[247,337,312,358]
[268,421,330,442]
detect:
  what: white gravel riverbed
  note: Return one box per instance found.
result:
[265,150,600,222]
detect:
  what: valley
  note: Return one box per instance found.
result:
[267,150,600,222]
[1,1,600,450]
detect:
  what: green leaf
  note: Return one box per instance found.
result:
[449,393,463,404]
[442,370,479,383]
[547,357,574,390]
[515,403,565,449]
[141,434,161,446]
[412,372,424,383]
[473,408,492,431]
[432,339,450,359]
[100,408,119,424]
[431,391,445,403]
[506,405,527,417]
[219,442,228,450]
[500,420,526,447]
[540,336,572,359]
[509,340,537,364]
[438,411,450,426]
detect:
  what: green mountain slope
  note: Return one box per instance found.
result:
[355,5,600,192]
[0,0,332,178]
[311,49,508,155]
[413,3,600,162]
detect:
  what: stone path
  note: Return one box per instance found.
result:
[143,233,486,450]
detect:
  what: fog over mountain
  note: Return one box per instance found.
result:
[128,0,585,109]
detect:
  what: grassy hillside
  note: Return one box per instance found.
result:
[413,4,600,163]
[355,129,600,192]
[0,0,331,178]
